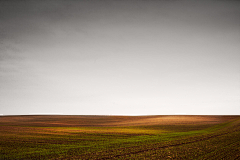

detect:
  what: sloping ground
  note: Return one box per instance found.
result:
[64,117,240,159]
[0,115,237,127]
[0,115,239,159]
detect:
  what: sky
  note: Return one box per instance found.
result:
[0,0,240,115]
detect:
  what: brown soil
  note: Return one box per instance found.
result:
[0,115,239,127]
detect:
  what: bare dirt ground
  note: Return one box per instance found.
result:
[0,115,238,127]
[1,115,240,159]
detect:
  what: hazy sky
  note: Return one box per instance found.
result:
[0,0,239,115]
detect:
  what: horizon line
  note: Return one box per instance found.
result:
[0,114,239,116]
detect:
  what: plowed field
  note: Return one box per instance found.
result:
[0,115,239,159]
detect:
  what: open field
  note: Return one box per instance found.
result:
[0,115,240,159]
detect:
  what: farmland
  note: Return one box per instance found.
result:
[0,115,240,159]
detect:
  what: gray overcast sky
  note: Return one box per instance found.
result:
[0,0,239,115]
